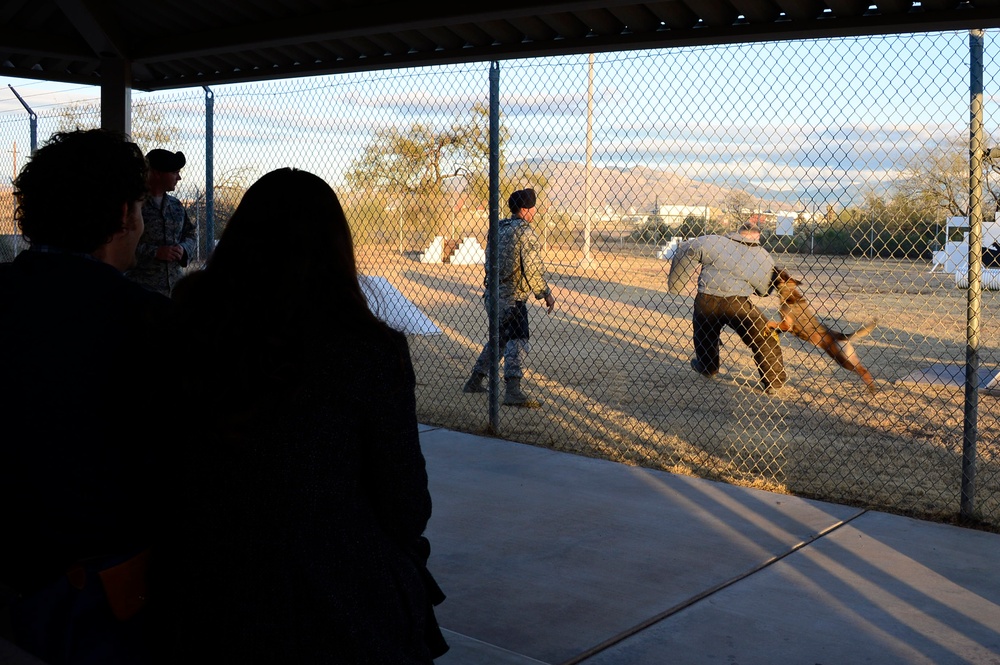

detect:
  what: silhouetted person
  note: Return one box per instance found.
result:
[0,129,169,664]
[158,168,447,664]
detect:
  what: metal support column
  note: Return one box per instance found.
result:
[962,28,984,519]
[582,53,595,268]
[487,61,501,433]
[204,86,215,258]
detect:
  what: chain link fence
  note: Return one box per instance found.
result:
[1,30,998,528]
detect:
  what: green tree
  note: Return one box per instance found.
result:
[678,214,708,238]
[344,104,548,241]
[856,190,938,259]
[345,104,494,197]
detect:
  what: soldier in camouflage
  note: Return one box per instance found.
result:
[128,149,197,296]
[463,188,556,406]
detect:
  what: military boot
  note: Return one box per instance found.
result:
[503,377,539,406]
[462,371,487,393]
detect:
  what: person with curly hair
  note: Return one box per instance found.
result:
[0,129,169,664]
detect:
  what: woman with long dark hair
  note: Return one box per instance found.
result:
[158,168,446,663]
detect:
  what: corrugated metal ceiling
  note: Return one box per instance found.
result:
[2,0,1000,91]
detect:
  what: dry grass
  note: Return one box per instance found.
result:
[356,243,1000,530]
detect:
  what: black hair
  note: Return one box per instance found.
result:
[14,129,147,252]
[172,168,391,422]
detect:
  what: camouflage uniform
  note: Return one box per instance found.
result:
[471,216,551,380]
[129,194,197,296]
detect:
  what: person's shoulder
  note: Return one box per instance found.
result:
[0,257,14,289]
[172,270,208,302]
[358,324,411,366]
[120,272,171,312]
[163,194,186,213]
[684,234,716,248]
[356,322,408,354]
[512,218,536,237]
[315,323,411,388]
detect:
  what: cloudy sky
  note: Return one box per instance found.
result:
[2,29,996,210]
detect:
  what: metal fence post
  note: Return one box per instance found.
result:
[488,61,501,433]
[204,86,215,259]
[8,85,37,153]
[962,28,984,519]
[582,53,595,268]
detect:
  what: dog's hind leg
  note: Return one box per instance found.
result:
[855,363,878,394]
[829,339,878,394]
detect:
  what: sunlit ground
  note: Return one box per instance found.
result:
[355,243,1000,529]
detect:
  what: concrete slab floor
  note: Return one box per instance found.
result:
[421,426,865,664]
[580,511,1000,664]
[436,629,548,665]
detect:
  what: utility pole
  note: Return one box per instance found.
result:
[581,53,595,268]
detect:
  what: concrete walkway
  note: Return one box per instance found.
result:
[421,425,1000,665]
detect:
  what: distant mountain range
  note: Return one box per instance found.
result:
[517,159,809,214]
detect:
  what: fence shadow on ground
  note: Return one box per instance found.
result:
[390,254,999,529]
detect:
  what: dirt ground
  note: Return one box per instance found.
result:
[356,243,1000,529]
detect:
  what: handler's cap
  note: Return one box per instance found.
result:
[737,219,761,233]
[146,148,186,172]
[508,188,537,212]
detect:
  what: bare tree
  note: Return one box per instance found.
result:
[55,100,177,150]
[345,104,495,199]
[720,189,755,229]
[896,134,1000,219]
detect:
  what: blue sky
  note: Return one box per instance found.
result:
[1,29,996,210]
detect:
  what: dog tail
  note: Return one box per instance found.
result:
[832,317,878,341]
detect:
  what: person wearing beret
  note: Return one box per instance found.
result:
[128,149,197,296]
[463,188,556,406]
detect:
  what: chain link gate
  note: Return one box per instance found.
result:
[1,30,997,527]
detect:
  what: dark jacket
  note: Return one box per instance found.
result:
[0,250,169,592]
[156,325,445,664]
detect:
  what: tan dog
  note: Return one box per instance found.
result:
[768,268,879,393]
